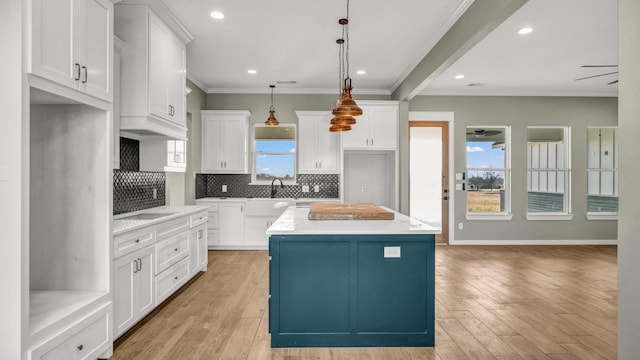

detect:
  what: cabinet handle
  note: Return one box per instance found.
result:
[81,66,87,83]
[74,63,81,81]
[137,258,142,272]
[198,230,203,238]
[77,344,84,351]
[174,248,179,252]
[366,138,369,146]
[319,162,322,169]
[133,259,138,274]
[371,138,374,146]
[174,276,178,280]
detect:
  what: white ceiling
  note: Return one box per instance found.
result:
[163,0,618,97]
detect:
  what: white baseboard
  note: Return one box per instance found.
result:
[448,239,617,245]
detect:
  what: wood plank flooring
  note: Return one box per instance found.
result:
[111,245,617,360]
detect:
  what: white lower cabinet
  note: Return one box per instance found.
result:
[244,217,277,248]
[114,246,154,338]
[220,202,245,246]
[190,224,208,276]
[113,208,208,340]
[29,303,111,360]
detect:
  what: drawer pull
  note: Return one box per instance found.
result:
[174,276,178,280]
[174,248,179,252]
[135,238,140,243]
[77,344,84,351]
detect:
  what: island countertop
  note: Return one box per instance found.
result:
[266,205,440,235]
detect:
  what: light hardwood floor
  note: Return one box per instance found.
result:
[111,246,617,360]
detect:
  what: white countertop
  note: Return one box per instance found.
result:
[196,197,340,203]
[266,206,440,235]
[113,205,209,235]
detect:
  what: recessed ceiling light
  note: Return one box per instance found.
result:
[210,11,224,20]
[356,70,366,75]
[518,27,533,35]
[247,69,257,75]
[455,74,465,80]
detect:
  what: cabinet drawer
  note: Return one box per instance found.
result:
[29,305,110,360]
[208,211,219,229]
[155,231,189,274]
[114,226,155,258]
[190,211,208,228]
[156,257,190,304]
[156,216,190,242]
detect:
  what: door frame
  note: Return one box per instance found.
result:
[408,112,455,244]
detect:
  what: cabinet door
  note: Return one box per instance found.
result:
[244,217,270,247]
[167,36,186,127]
[298,117,320,173]
[222,119,248,173]
[189,225,207,275]
[29,0,77,89]
[342,111,370,150]
[219,203,245,245]
[79,0,112,101]
[134,249,155,320]
[202,117,225,172]
[148,14,170,120]
[316,116,339,172]
[114,254,136,337]
[369,107,398,150]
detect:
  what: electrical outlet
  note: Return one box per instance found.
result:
[302,185,309,192]
[314,185,320,192]
[458,222,464,230]
[222,184,227,192]
[152,188,157,199]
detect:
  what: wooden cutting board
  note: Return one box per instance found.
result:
[308,203,394,220]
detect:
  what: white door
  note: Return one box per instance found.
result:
[316,116,339,172]
[148,14,169,119]
[167,35,185,126]
[219,203,245,245]
[114,255,135,337]
[244,217,269,247]
[202,117,224,172]
[222,119,247,173]
[79,0,111,100]
[29,0,77,89]
[134,248,155,319]
[369,108,398,150]
[298,118,320,173]
[409,122,449,243]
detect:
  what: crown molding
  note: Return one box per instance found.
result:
[205,87,391,95]
[117,0,193,43]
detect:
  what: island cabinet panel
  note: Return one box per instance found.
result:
[269,234,435,348]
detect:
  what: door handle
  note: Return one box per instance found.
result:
[81,66,87,83]
[74,63,81,81]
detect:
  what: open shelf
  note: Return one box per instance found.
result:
[28,89,111,336]
[29,291,108,335]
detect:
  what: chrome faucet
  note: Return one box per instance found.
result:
[271,178,285,198]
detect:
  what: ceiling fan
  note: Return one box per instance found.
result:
[467,129,501,138]
[575,65,618,85]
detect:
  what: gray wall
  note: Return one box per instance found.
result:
[617,0,640,356]
[408,96,618,241]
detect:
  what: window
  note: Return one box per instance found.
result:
[587,127,618,219]
[166,140,186,169]
[252,125,296,183]
[466,126,511,219]
[527,126,572,219]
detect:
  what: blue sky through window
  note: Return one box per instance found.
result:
[466,141,504,169]
[256,140,295,179]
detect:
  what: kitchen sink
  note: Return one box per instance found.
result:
[245,198,293,217]
[117,213,174,221]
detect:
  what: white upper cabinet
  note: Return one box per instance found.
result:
[115,3,191,139]
[29,0,113,102]
[342,101,399,150]
[297,111,340,174]
[201,110,250,173]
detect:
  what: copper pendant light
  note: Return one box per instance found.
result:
[265,85,279,126]
[329,0,362,132]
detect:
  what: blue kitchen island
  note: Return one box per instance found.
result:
[267,205,439,348]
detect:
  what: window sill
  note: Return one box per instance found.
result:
[586,212,618,220]
[526,213,574,221]
[164,166,186,173]
[466,213,513,221]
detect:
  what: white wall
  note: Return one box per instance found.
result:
[617,0,640,357]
